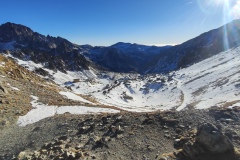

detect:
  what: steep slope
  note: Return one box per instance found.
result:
[0,53,120,129]
[4,44,239,113]
[0,22,92,73]
[146,19,240,73]
[82,42,171,73]
[84,47,137,73]
[46,46,240,112]
[174,46,240,110]
[2,20,240,75]
[0,22,172,74]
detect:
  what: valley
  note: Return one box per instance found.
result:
[0,20,240,160]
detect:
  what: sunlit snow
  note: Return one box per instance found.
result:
[17,95,120,126]
[6,46,240,113]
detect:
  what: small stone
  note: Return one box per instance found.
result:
[163,125,168,129]
[18,151,27,159]
[58,135,68,141]
[164,134,171,139]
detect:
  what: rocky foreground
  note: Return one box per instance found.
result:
[0,107,239,160]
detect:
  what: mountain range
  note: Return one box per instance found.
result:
[1,19,239,74]
[1,19,240,160]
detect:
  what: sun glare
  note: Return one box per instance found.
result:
[197,0,240,51]
[231,0,240,19]
[197,0,238,14]
[198,0,240,19]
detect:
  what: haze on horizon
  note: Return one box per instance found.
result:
[0,0,239,46]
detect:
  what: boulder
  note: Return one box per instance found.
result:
[196,123,234,153]
[179,123,234,159]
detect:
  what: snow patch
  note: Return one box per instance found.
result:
[17,95,119,126]
[7,83,20,91]
[0,62,5,67]
[7,45,240,112]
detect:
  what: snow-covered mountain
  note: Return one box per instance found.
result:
[80,42,172,73]
[3,44,240,113]
[63,45,240,111]
[0,22,92,73]
[1,18,240,160]
[0,20,240,113]
[145,19,240,73]
[1,20,240,75]
[0,22,171,74]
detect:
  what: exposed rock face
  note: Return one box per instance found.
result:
[196,123,234,153]
[180,123,234,159]
[1,20,240,74]
[0,22,91,73]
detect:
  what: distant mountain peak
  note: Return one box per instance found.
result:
[0,22,34,39]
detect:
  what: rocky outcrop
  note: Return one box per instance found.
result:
[0,22,92,73]
[178,123,235,159]
[196,123,234,153]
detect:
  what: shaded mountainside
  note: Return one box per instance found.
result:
[0,22,91,73]
[0,22,172,74]
[145,19,240,73]
[1,20,240,74]
[76,42,172,73]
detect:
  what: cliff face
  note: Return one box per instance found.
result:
[0,22,91,73]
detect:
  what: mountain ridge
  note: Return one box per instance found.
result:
[0,20,240,74]
[144,19,240,73]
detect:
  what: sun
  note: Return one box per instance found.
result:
[197,0,238,15]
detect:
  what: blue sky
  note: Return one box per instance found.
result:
[0,0,239,46]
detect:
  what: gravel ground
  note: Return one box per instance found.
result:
[0,108,239,160]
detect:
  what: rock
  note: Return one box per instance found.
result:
[162,118,179,126]
[75,151,84,158]
[34,68,50,77]
[163,125,168,129]
[174,138,190,149]
[175,128,182,134]
[142,118,154,125]
[58,135,68,141]
[179,123,235,159]
[182,141,205,157]
[164,134,171,139]
[0,85,7,94]
[18,151,27,159]
[178,125,185,128]
[196,123,234,153]
[159,157,168,160]
[91,155,97,159]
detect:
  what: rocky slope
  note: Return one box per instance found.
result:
[0,107,240,160]
[0,22,92,73]
[0,54,117,130]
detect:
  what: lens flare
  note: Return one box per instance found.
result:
[230,0,240,19]
[197,0,237,15]
[197,0,240,51]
